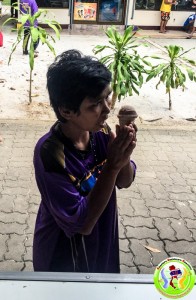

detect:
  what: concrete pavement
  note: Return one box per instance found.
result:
[0,120,196,274]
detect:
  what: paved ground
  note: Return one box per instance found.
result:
[0,120,196,274]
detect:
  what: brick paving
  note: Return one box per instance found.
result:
[0,120,196,273]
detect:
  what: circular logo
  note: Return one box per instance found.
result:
[154,257,195,299]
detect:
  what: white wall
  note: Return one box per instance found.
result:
[38,9,70,25]
[126,0,193,27]
[127,10,193,27]
[44,8,192,27]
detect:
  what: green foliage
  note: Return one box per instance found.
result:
[93,26,150,108]
[3,6,61,103]
[146,45,196,110]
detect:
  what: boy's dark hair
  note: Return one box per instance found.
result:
[47,49,112,122]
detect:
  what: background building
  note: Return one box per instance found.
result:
[15,0,195,28]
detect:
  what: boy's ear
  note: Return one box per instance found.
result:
[58,107,73,121]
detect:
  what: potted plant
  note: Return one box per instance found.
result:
[3,6,61,103]
[146,45,196,110]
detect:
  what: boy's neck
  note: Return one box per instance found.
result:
[60,122,90,151]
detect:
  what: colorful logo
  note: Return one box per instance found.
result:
[154,257,195,298]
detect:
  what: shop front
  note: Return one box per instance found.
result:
[18,0,195,28]
[35,0,127,25]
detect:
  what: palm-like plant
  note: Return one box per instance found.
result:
[146,45,196,110]
[93,26,150,109]
[3,6,61,103]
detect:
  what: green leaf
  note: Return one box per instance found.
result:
[151,55,161,59]
[183,58,196,66]
[146,73,155,82]
[30,27,39,43]
[120,84,127,96]
[117,62,125,81]
[32,11,43,22]
[186,68,194,81]
[2,17,16,26]
[38,27,47,43]
[93,45,109,55]
[159,68,168,82]
[166,77,171,89]
[45,40,56,56]
[105,27,117,44]
[156,80,161,89]
[47,22,61,39]
[132,84,139,95]
[20,15,30,26]
[176,67,186,85]
[100,55,113,65]
[178,47,195,59]
[115,83,121,95]
[171,77,175,88]
[122,26,136,46]
[142,59,152,67]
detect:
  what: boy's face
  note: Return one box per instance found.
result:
[66,85,112,132]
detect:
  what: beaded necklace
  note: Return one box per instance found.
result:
[73,132,98,167]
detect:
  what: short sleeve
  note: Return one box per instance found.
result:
[36,170,88,238]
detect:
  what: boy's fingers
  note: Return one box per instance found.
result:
[115,124,120,136]
[108,130,116,147]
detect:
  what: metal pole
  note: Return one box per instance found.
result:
[131,0,136,19]
[69,0,74,32]
[124,0,131,29]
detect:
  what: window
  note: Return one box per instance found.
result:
[135,0,196,11]
[36,0,69,8]
[98,0,124,22]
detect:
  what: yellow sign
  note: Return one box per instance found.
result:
[74,2,97,21]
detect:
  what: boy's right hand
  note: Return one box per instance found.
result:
[107,125,136,171]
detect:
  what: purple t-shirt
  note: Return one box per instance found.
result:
[20,0,38,27]
[33,122,120,272]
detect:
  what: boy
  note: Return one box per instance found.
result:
[33,50,137,272]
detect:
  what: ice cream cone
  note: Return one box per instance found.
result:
[117,105,138,126]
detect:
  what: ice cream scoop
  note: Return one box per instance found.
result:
[117,105,138,126]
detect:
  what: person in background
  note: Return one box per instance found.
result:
[183,13,195,33]
[159,0,177,33]
[11,0,18,18]
[33,49,137,272]
[186,0,196,38]
[20,0,39,56]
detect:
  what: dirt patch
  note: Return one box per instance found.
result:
[24,102,56,121]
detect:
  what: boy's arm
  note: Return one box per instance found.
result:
[80,126,136,235]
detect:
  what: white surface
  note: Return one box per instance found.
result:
[0,280,195,300]
[1,32,195,124]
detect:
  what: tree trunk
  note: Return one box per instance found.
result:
[29,69,32,104]
[111,67,118,109]
[111,92,118,109]
[168,89,172,110]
